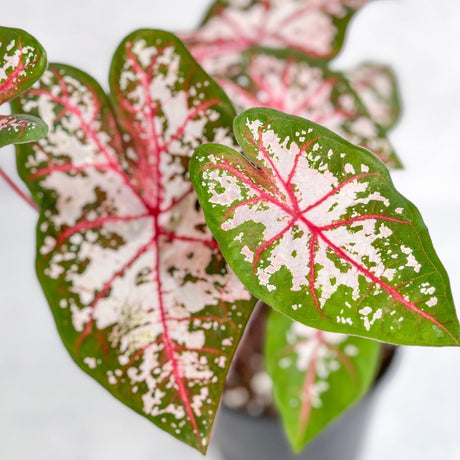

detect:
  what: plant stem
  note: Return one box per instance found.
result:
[0,167,38,211]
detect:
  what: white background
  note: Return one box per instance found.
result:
[1,1,459,459]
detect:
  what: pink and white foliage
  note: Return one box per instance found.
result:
[191,108,460,346]
[346,62,401,131]
[218,50,401,168]
[12,30,255,453]
[183,0,369,76]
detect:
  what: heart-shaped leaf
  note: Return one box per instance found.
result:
[191,107,460,346]
[217,48,401,168]
[266,309,381,451]
[0,26,47,147]
[345,62,401,131]
[183,0,369,76]
[12,30,255,453]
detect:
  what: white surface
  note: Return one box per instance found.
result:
[0,1,459,459]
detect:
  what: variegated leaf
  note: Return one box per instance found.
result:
[218,49,402,168]
[0,114,47,148]
[0,26,47,147]
[12,30,256,453]
[0,26,47,104]
[183,0,369,76]
[266,309,380,451]
[191,107,460,346]
[346,62,401,131]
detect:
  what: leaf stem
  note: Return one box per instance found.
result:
[0,167,38,211]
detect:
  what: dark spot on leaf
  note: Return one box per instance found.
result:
[184,273,199,284]
[195,223,207,233]
[206,251,227,275]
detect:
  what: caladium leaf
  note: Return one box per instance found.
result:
[0,26,47,104]
[12,30,256,453]
[0,26,47,147]
[183,0,369,76]
[191,107,460,346]
[217,48,402,168]
[345,62,401,131]
[266,309,380,451]
[0,114,47,148]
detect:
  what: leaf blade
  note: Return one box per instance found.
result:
[13,30,256,453]
[184,0,369,76]
[191,107,460,346]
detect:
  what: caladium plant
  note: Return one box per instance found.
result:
[0,26,47,149]
[11,29,256,453]
[5,1,457,456]
[191,107,459,347]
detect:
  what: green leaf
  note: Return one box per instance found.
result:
[12,30,256,453]
[0,26,47,104]
[184,0,369,76]
[191,107,460,346]
[345,62,401,131]
[217,48,402,168]
[266,310,380,451]
[0,114,47,148]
